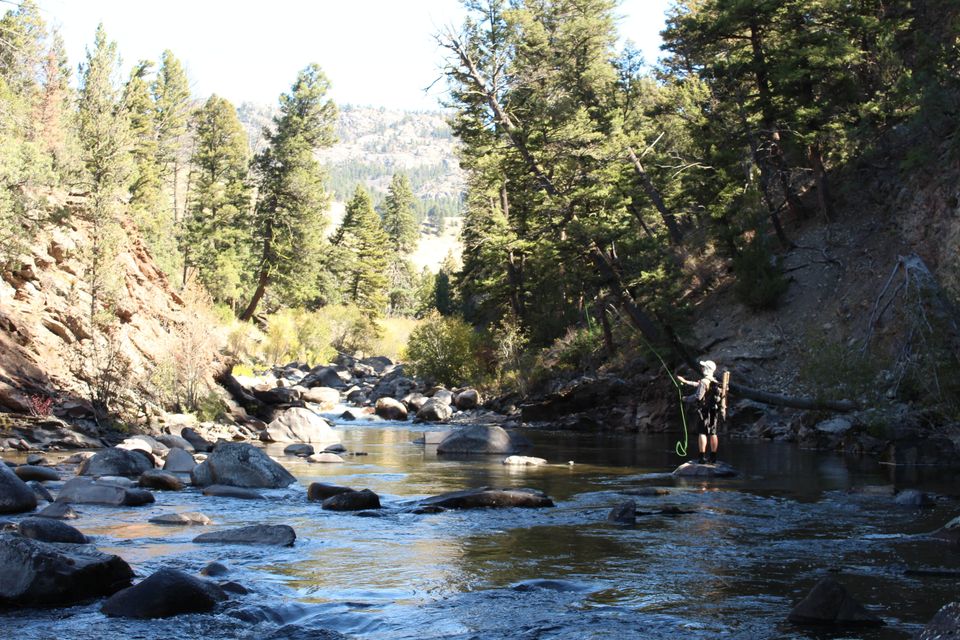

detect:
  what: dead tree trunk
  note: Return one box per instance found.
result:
[627,146,683,245]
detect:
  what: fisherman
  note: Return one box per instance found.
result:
[677,360,724,464]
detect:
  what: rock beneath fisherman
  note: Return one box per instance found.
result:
[17,517,88,544]
[193,524,296,547]
[421,487,554,510]
[101,567,227,619]
[149,512,212,526]
[672,461,738,478]
[503,455,547,466]
[35,501,78,519]
[14,465,60,482]
[415,399,453,423]
[454,388,481,410]
[893,489,935,507]
[302,386,340,410]
[437,425,515,455]
[283,443,315,457]
[787,577,884,627]
[917,602,960,639]
[56,477,155,507]
[321,489,381,512]
[79,448,154,478]
[608,501,637,525]
[190,442,295,489]
[0,462,37,514]
[307,453,344,464]
[375,397,408,421]
[163,447,197,473]
[307,482,355,502]
[0,532,133,606]
[261,407,340,445]
[201,485,264,500]
[180,427,214,453]
[139,469,184,491]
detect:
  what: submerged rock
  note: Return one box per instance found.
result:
[200,561,229,577]
[421,487,554,509]
[672,461,738,478]
[307,452,344,464]
[18,517,87,543]
[0,532,133,606]
[193,524,296,547]
[437,425,515,455]
[321,489,380,511]
[79,448,154,478]
[202,485,263,500]
[101,567,226,618]
[894,489,934,507]
[787,577,884,627]
[190,442,295,488]
[0,461,37,514]
[149,512,212,526]
[608,501,637,524]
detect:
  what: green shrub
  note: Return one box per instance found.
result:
[733,236,789,310]
[403,313,487,386]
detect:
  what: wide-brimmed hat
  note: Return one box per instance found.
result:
[699,360,718,380]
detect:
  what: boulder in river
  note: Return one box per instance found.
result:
[35,501,78,519]
[193,524,296,547]
[0,532,133,606]
[201,561,229,577]
[307,482,355,502]
[454,388,481,410]
[416,399,453,423]
[55,477,155,507]
[307,452,344,464]
[190,442,295,489]
[672,461,738,478]
[321,489,381,512]
[101,567,227,619]
[375,397,408,421]
[117,435,168,456]
[79,448,154,478]
[155,434,195,452]
[0,462,37,514]
[149,512,212,526]
[917,602,960,640]
[932,515,960,544]
[261,407,340,445]
[421,487,554,509]
[787,577,884,627]
[503,455,546,466]
[437,425,515,455]
[301,366,347,389]
[283,443,315,457]
[202,485,264,500]
[27,481,54,502]
[180,427,214,452]
[608,501,637,525]
[893,489,934,507]
[14,465,60,482]
[17,517,87,543]
[302,386,340,409]
[163,447,197,473]
[139,469,184,491]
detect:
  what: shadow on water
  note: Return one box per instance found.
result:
[2,415,959,639]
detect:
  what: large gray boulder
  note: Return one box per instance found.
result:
[0,461,37,514]
[0,532,133,606]
[416,399,454,423]
[193,524,296,547]
[162,447,196,473]
[79,448,154,477]
[14,465,60,482]
[375,397,408,421]
[301,366,347,389]
[56,477,155,507]
[138,469,183,491]
[117,435,168,456]
[180,428,213,453]
[421,487,554,509]
[454,388,481,410]
[307,482,354,502]
[155,434,195,452]
[302,386,340,409]
[437,425,514,454]
[101,568,226,618]
[787,577,884,627]
[18,517,87,544]
[190,443,295,488]
[321,489,381,511]
[261,407,340,444]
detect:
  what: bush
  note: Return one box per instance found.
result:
[403,313,487,387]
[733,236,789,310]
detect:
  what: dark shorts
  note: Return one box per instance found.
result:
[698,411,719,436]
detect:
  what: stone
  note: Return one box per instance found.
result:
[25,454,50,466]
[608,501,637,524]
[162,447,197,473]
[918,602,960,640]
[201,561,229,577]
[419,431,451,445]
[0,532,133,606]
[18,517,87,543]
[180,428,214,453]
[503,455,547,466]
[190,443,295,488]
[261,407,340,445]
[56,477,155,507]
[149,512,212,526]
[421,487,555,509]
[402,393,428,412]
[101,567,227,619]
[139,469,184,491]
[27,480,54,502]
[454,388,481,410]
[307,482,355,502]
[893,489,934,507]
[155,434,195,452]
[787,577,884,627]
[815,417,854,436]
[933,515,960,544]
[360,356,392,373]
[253,386,301,406]
[321,489,381,512]
[264,624,350,640]
[62,452,95,465]
[14,465,60,482]
[302,386,340,409]
[0,461,37,514]
[437,425,515,455]
[672,461,738,478]
[35,501,78,519]
[202,485,264,500]
[307,452,344,464]
[193,524,296,547]
[117,435,168,456]
[79,448,154,478]
[219,581,248,595]
[430,388,454,406]
[283,443,315,456]
[323,443,347,453]
[301,366,347,389]
[416,399,453,423]
[623,487,671,497]
[375,397,408,421]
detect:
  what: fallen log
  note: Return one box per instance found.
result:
[729,382,857,412]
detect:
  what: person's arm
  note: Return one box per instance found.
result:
[676,374,697,387]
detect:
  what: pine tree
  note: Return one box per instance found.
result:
[382,173,418,254]
[152,50,190,222]
[333,185,390,316]
[240,64,337,320]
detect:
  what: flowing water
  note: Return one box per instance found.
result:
[3,411,959,639]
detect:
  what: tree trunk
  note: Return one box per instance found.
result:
[729,382,857,412]
[808,142,833,221]
[627,146,683,245]
[596,296,615,357]
[239,268,268,322]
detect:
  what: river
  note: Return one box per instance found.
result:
[3,411,958,639]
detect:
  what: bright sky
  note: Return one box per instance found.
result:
[36,0,671,111]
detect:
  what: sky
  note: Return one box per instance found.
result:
[35,0,672,112]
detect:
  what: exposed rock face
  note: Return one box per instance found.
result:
[193,524,296,547]
[79,448,154,478]
[148,512,211,526]
[454,388,481,410]
[416,399,453,423]
[437,425,515,455]
[0,532,133,606]
[421,487,554,509]
[307,482,355,502]
[918,602,960,639]
[0,461,37,513]
[138,469,183,491]
[261,407,340,444]
[17,517,87,544]
[321,489,381,512]
[101,568,227,619]
[56,477,155,507]
[787,577,884,627]
[375,397,408,421]
[190,443,295,489]
[162,447,196,473]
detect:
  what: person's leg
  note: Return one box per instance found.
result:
[708,434,718,463]
[697,434,707,463]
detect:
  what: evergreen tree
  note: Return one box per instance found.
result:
[333,185,390,316]
[382,173,418,254]
[240,64,337,320]
[152,50,190,222]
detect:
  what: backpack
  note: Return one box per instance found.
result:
[702,380,724,419]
